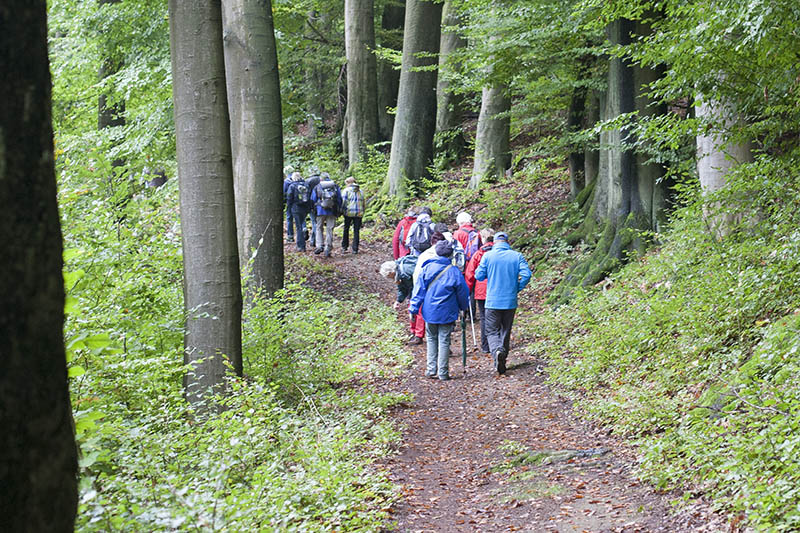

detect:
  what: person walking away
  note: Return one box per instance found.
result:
[465,228,494,353]
[380,255,419,341]
[305,170,322,247]
[474,231,531,374]
[408,231,447,345]
[393,208,417,259]
[405,206,434,256]
[409,240,470,381]
[286,172,312,251]
[453,212,481,261]
[437,224,467,272]
[312,175,342,257]
[283,165,295,241]
[341,176,365,254]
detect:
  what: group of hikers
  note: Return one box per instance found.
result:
[282,165,365,257]
[382,208,531,380]
[283,169,531,380]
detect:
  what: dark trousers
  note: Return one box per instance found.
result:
[485,307,516,355]
[285,206,294,238]
[291,208,308,250]
[342,216,362,252]
[477,299,490,353]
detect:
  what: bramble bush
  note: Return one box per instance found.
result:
[529,152,800,530]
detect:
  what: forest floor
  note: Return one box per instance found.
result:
[288,225,730,532]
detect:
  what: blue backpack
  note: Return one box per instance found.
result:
[464,230,481,262]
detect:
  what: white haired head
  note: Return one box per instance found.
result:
[456,212,472,226]
[379,260,397,279]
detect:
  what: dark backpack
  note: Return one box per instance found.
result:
[409,221,433,252]
[395,254,418,282]
[464,230,481,262]
[318,181,338,210]
[294,182,309,205]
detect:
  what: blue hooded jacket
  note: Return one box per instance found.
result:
[311,180,342,216]
[409,256,470,324]
[474,240,531,309]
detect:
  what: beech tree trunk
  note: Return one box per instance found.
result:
[584,90,601,186]
[305,10,331,138]
[469,85,511,189]
[384,0,443,199]
[169,0,243,406]
[344,0,379,167]
[222,0,285,297]
[696,98,754,238]
[435,0,467,160]
[0,3,78,530]
[377,0,404,141]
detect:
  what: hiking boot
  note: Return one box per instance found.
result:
[426,373,437,379]
[495,348,507,374]
[324,249,331,257]
[314,247,323,254]
[438,375,451,381]
[408,336,423,346]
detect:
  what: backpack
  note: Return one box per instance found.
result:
[294,182,309,205]
[464,230,481,262]
[409,221,433,252]
[318,181,338,210]
[344,187,364,217]
[395,254,418,282]
[452,240,467,271]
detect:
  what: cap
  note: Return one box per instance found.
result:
[435,240,454,257]
[494,231,508,241]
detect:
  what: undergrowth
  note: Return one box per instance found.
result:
[529,154,800,530]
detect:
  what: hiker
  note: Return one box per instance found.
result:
[392,208,417,259]
[286,171,312,251]
[341,176,365,254]
[283,164,295,241]
[437,224,467,271]
[408,231,448,345]
[311,174,342,257]
[405,207,434,256]
[305,170,322,248]
[409,240,470,381]
[474,231,531,374]
[464,228,494,353]
[453,212,481,261]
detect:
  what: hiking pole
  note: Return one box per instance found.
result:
[461,312,468,373]
[468,298,477,349]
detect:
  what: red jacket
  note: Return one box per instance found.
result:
[392,215,417,259]
[464,242,493,300]
[453,224,478,252]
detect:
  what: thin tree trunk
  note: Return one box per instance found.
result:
[435,0,466,159]
[377,0,404,141]
[384,0,443,199]
[169,0,243,406]
[470,85,511,189]
[0,2,78,529]
[344,0,379,167]
[222,0,285,297]
[567,56,592,200]
[584,90,601,186]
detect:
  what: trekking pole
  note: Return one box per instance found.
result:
[461,313,468,373]
[468,299,477,349]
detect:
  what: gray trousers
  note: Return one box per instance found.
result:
[315,214,336,252]
[484,307,516,355]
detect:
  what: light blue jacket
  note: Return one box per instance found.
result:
[409,256,470,324]
[474,241,531,309]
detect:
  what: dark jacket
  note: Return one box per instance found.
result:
[311,180,342,216]
[409,256,470,324]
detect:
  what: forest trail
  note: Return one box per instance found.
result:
[298,237,727,533]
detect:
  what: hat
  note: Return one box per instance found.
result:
[320,172,330,179]
[456,212,472,226]
[435,240,454,257]
[494,231,508,241]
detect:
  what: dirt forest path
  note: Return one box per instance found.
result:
[299,236,728,533]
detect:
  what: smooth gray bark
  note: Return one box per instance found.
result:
[169,0,243,406]
[435,0,467,158]
[470,85,511,189]
[344,0,379,166]
[377,0,404,141]
[223,0,285,297]
[0,2,78,529]
[384,0,442,199]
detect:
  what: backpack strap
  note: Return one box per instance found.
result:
[429,264,453,290]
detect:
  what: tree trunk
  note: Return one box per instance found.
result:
[222,0,285,298]
[583,89,601,187]
[384,0,443,199]
[97,0,125,131]
[344,0,379,166]
[435,0,467,161]
[0,3,78,530]
[567,56,592,200]
[169,0,243,406]
[377,0,404,141]
[469,85,511,189]
[305,10,331,138]
[696,97,754,238]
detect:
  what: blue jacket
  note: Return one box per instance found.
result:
[474,241,531,310]
[311,181,342,216]
[409,256,470,324]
